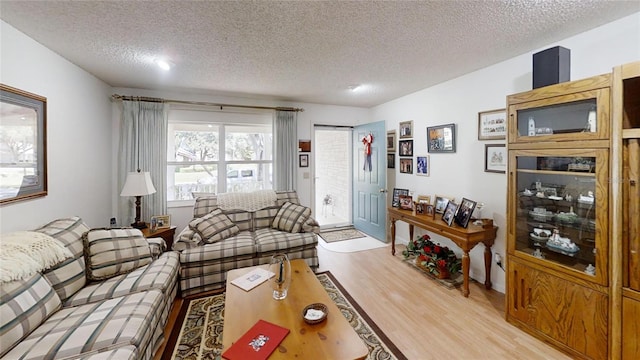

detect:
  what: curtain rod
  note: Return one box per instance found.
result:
[111,94,304,112]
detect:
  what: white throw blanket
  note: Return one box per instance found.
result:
[217,189,277,211]
[0,231,73,283]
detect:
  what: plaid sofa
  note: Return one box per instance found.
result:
[175,190,319,297]
[0,217,179,360]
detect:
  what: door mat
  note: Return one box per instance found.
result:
[402,256,464,289]
[318,228,366,243]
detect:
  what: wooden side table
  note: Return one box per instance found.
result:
[141,225,176,250]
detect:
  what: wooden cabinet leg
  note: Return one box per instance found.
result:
[409,224,414,241]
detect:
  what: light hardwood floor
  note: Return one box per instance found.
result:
[155,241,573,360]
[316,242,572,360]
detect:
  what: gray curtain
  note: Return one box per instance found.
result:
[274,110,297,191]
[118,101,168,226]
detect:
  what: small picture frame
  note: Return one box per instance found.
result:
[416,155,429,176]
[398,140,413,156]
[442,202,458,226]
[387,154,395,169]
[415,201,425,214]
[427,123,456,153]
[299,154,309,167]
[392,188,409,207]
[399,158,413,174]
[399,195,413,210]
[298,140,311,152]
[434,195,454,214]
[417,195,431,204]
[399,120,413,138]
[386,130,396,152]
[425,204,435,218]
[478,108,507,140]
[485,144,507,173]
[454,198,477,228]
[151,215,171,229]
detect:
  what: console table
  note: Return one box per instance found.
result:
[388,207,498,297]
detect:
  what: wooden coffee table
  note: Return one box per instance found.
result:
[223,259,368,359]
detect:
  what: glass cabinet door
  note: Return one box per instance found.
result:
[508,88,609,143]
[509,149,609,285]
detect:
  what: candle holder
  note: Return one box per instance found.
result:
[269,253,291,300]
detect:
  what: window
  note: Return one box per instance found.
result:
[167,109,273,201]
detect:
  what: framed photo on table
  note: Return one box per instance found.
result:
[151,215,171,229]
[427,123,456,153]
[484,144,506,173]
[478,108,506,140]
[392,188,409,207]
[454,198,477,228]
[399,195,413,210]
[434,195,454,214]
[442,202,458,226]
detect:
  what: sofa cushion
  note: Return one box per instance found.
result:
[64,251,179,307]
[83,228,152,281]
[272,202,311,233]
[179,231,255,264]
[2,290,164,360]
[0,273,62,358]
[35,216,90,302]
[254,228,318,254]
[173,227,203,251]
[189,209,240,244]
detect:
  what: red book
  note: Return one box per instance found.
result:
[222,319,290,360]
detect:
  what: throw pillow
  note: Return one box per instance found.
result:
[83,228,152,281]
[272,201,311,233]
[189,209,240,244]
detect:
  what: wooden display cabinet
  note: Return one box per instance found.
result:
[506,74,612,359]
[612,60,640,360]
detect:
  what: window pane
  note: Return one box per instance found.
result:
[169,123,219,162]
[167,164,217,200]
[225,125,272,161]
[226,163,272,193]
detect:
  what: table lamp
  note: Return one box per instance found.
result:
[120,170,156,229]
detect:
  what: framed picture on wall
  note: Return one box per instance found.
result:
[416,155,429,176]
[387,153,395,168]
[399,121,413,138]
[386,130,396,152]
[299,154,309,167]
[484,144,506,173]
[399,158,413,174]
[427,123,456,153]
[478,108,507,140]
[399,140,413,156]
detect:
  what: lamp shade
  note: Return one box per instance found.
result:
[120,171,156,197]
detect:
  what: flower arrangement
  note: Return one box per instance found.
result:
[402,234,462,278]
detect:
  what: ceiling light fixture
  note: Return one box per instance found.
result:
[155,59,172,71]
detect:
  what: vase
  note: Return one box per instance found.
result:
[269,253,291,300]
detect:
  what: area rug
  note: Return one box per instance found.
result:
[165,272,406,360]
[318,227,366,243]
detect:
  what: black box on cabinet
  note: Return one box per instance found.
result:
[533,46,570,89]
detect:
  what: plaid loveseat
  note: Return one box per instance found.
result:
[175,190,319,297]
[0,217,180,360]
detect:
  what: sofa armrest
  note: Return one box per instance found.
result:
[303,217,321,234]
[146,237,166,259]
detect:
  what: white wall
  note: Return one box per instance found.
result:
[111,87,370,234]
[0,21,114,233]
[372,12,640,293]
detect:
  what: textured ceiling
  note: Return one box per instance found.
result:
[1,1,638,107]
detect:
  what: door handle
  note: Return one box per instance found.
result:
[379,189,388,193]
